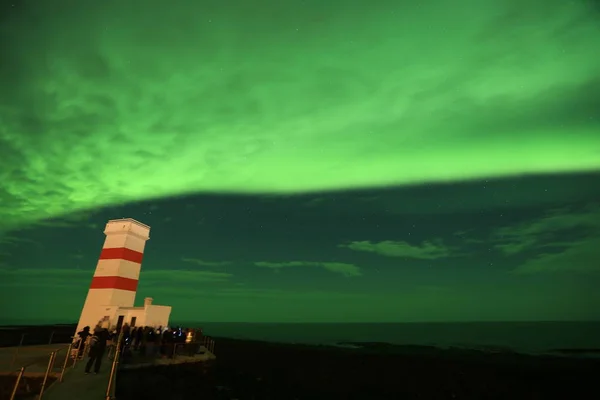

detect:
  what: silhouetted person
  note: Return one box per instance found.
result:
[122,323,131,342]
[153,327,162,356]
[160,329,168,356]
[135,326,143,351]
[130,326,137,341]
[76,326,91,359]
[77,326,91,342]
[85,326,109,374]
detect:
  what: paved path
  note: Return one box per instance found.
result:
[0,344,71,374]
[41,346,216,400]
[42,356,111,400]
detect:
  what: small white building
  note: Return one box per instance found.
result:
[75,218,172,334]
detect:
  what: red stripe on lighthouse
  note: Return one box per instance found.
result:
[99,247,144,264]
[90,276,139,292]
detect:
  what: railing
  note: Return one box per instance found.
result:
[9,334,27,369]
[8,365,26,400]
[203,336,215,355]
[37,350,56,399]
[7,330,216,400]
[108,333,215,363]
[105,332,124,400]
[8,340,76,400]
[161,335,215,358]
[39,345,73,399]
[72,335,91,369]
[8,330,66,369]
[59,342,74,382]
[8,347,62,400]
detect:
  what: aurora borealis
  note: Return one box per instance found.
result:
[1,0,599,324]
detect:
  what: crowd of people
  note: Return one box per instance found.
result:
[74,323,205,374]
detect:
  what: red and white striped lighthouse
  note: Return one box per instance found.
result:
[75,218,150,334]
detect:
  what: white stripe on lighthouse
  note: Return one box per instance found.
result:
[93,259,142,281]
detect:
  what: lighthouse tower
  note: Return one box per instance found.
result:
[75,218,150,334]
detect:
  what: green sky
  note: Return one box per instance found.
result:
[2,176,600,324]
[1,0,599,230]
[0,0,599,325]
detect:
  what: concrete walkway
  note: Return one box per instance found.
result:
[0,344,70,374]
[41,346,216,400]
[1,343,216,399]
[42,357,111,400]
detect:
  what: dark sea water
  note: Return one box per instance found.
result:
[178,321,600,354]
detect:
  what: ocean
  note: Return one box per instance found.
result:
[180,321,600,354]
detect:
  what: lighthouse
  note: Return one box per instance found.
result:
[75,218,171,335]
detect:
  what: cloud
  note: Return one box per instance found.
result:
[202,287,367,299]
[356,196,380,203]
[1,267,366,304]
[0,268,91,290]
[0,267,234,288]
[513,237,600,274]
[1,0,599,231]
[303,197,327,207]
[138,286,370,302]
[26,210,102,230]
[492,205,600,255]
[143,269,233,283]
[302,195,379,208]
[181,258,232,267]
[181,258,362,277]
[340,240,453,260]
[0,235,42,248]
[491,205,600,274]
[254,261,362,277]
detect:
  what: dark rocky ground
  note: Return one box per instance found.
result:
[2,325,600,400]
[0,325,75,348]
[0,375,51,400]
[117,337,600,400]
[0,325,73,400]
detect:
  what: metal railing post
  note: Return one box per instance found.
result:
[49,347,61,372]
[48,330,55,345]
[72,343,79,368]
[73,337,89,368]
[38,351,56,399]
[9,367,25,400]
[10,333,26,368]
[71,338,78,368]
[107,342,114,360]
[105,332,124,400]
[59,342,73,382]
